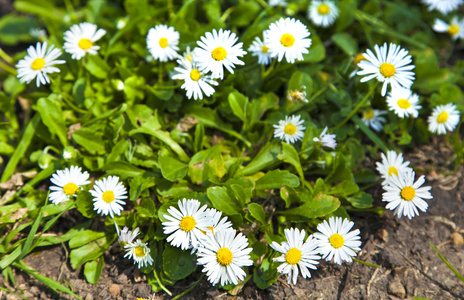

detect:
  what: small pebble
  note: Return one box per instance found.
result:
[378,229,389,242]
[109,284,121,297]
[388,279,406,298]
[85,292,94,300]
[451,232,464,245]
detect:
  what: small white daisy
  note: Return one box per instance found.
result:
[183,46,194,62]
[428,103,461,134]
[362,109,387,132]
[382,170,433,219]
[119,226,140,245]
[287,87,308,103]
[192,208,233,253]
[196,228,253,286]
[376,150,413,185]
[264,17,312,63]
[308,0,339,28]
[90,176,127,218]
[421,0,463,15]
[49,166,90,205]
[270,228,320,285]
[313,217,362,265]
[29,28,46,40]
[195,29,246,79]
[248,36,272,65]
[433,17,464,40]
[16,42,65,87]
[357,43,415,96]
[386,87,421,118]
[273,115,306,144]
[124,239,154,269]
[268,0,288,7]
[313,127,337,149]
[63,22,106,60]
[146,24,180,62]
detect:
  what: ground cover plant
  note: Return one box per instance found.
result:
[0,0,463,299]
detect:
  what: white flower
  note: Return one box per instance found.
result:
[90,176,127,218]
[428,103,460,134]
[171,58,218,100]
[119,226,140,245]
[362,109,387,132]
[264,17,312,63]
[270,228,320,285]
[433,17,464,40]
[30,28,46,39]
[287,87,308,103]
[16,42,65,87]
[49,166,90,205]
[357,43,415,96]
[268,0,287,7]
[196,228,253,286]
[386,87,421,118]
[183,46,194,62]
[195,29,246,80]
[421,0,463,15]
[147,24,180,62]
[162,198,212,250]
[192,208,233,253]
[248,36,272,65]
[273,115,306,144]
[308,0,339,28]
[382,171,433,219]
[63,22,106,60]
[124,239,154,269]
[313,217,362,265]
[313,127,337,149]
[376,150,413,185]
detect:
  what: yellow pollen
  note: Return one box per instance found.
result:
[388,166,398,177]
[159,37,169,48]
[31,58,45,70]
[186,54,192,62]
[318,4,330,15]
[397,99,411,109]
[379,63,396,78]
[179,216,196,232]
[280,33,295,47]
[134,246,145,257]
[63,182,79,196]
[207,226,215,235]
[262,45,270,53]
[354,54,366,65]
[284,124,297,135]
[190,69,201,81]
[363,109,374,120]
[102,191,115,203]
[448,25,459,36]
[212,47,227,61]
[285,248,302,265]
[437,111,449,124]
[216,247,233,266]
[329,233,345,249]
[78,38,93,50]
[401,186,415,201]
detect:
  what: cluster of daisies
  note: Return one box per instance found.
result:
[427,0,464,41]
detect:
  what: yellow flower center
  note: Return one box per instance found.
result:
[212,47,227,61]
[363,109,374,120]
[262,45,270,53]
[379,62,396,78]
[102,191,115,203]
[190,69,201,81]
[159,37,169,48]
[448,25,459,36]
[397,99,411,109]
[63,182,79,196]
[437,111,449,124]
[317,4,330,15]
[216,247,233,266]
[179,216,196,232]
[388,166,398,177]
[78,38,93,50]
[285,248,302,265]
[31,58,45,70]
[134,246,145,257]
[354,54,366,65]
[280,33,295,47]
[329,233,345,249]
[401,186,415,201]
[284,124,297,135]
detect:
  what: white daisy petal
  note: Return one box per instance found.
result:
[308,0,339,28]
[376,150,413,185]
[422,0,463,15]
[172,57,218,100]
[124,239,154,269]
[48,166,90,205]
[147,24,180,62]
[274,115,306,144]
[428,103,460,135]
[63,22,106,60]
[91,176,127,218]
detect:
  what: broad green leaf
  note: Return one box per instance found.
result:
[332,33,358,56]
[229,2,260,27]
[255,170,299,190]
[249,93,279,128]
[84,256,104,284]
[14,1,65,22]
[278,194,340,219]
[277,143,304,180]
[241,142,282,176]
[70,235,114,269]
[302,32,325,63]
[247,203,266,224]
[348,192,374,208]
[189,145,226,185]
[69,230,107,249]
[280,185,300,208]
[194,123,204,153]
[253,258,278,290]
[228,91,249,123]
[439,83,462,103]
[159,156,188,182]
[207,186,241,215]
[0,15,36,45]
[72,128,106,154]
[75,191,97,219]
[328,180,359,197]
[102,161,145,179]
[84,55,111,79]
[163,244,197,280]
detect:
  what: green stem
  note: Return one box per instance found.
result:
[0,47,13,64]
[220,7,234,22]
[352,258,380,268]
[153,269,172,296]
[171,273,205,300]
[262,59,277,79]
[158,62,163,83]
[0,60,17,75]
[430,242,464,284]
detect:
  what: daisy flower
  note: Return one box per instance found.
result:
[386,87,421,118]
[273,115,306,144]
[146,24,180,62]
[63,22,106,60]
[268,0,287,7]
[428,103,460,134]
[313,127,337,149]
[362,109,387,132]
[308,0,339,28]
[270,228,320,285]
[192,208,233,253]
[349,53,367,77]
[90,176,127,218]
[124,239,154,269]
[264,17,312,63]
[16,42,65,87]
[313,217,362,265]
[183,46,194,62]
[196,228,253,286]
[49,166,90,205]
[382,170,433,219]
[162,198,212,250]
[376,150,413,185]
[29,28,46,40]
[357,43,415,96]
[287,87,308,103]
[433,17,464,40]
[171,57,218,100]
[248,36,272,65]
[118,226,140,245]
[421,0,463,15]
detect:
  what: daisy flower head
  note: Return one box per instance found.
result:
[382,170,433,219]
[386,87,421,118]
[313,127,337,149]
[264,17,312,63]
[16,42,65,87]
[30,28,47,40]
[268,0,288,7]
[357,43,415,96]
[421,0,463,15]
[119,226,140,245]
[90,176,127,218]
[192,208,233,253]
[273,115,306,144]
[270,228,320,285]
[287,87,308,103]
[49,166,90,205]
[183,46,194,62]
[196,228,253,286]
[195,29,246,79]
[308,0,339,28]
[248,36,272,65]
[124,239,154,269]
[433,17,464,40]
[63,22,106,60]
[146,24,180,62]
[428,103,460,134]
[349,53,367,77]
[376,150,412,185]
[362,109,387,132]
[313,217,362,265]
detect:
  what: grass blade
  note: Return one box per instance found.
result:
[430,242,464,284]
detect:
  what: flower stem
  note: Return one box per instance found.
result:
[153,268,172,296]
[171,273,205,300]
[0,47,13,64]
[0,60,17,75]
[352,258,380,268]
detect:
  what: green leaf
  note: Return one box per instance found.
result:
[159,156,188,182]
[0,15,36,45]
[84,256,104,284]
[228,91,249,124]
[249,93,279,128]
[69,230,106,249]
[328,180,359,197]
[14,1,65,22]
[439,83,462,103]
[102,161,145,179]
[247,203,266,224]
[241,142,282,176]
[280,185,300,208]
[188,145,226,185]
[194,123,204,153]
[70,235,114,269]
[163,244,197,280]
[279,194,340,219]
[72,128,105,154]
[207,186,241,215]
[332,33,358,56]
[277,143,304,180]
[75,191,97,219]
[253,258,278,290]
[302,32,325,63]
[84,55,111,79]
[348,192,374,208]
[255,170,299,190]
[229,2,260,27]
